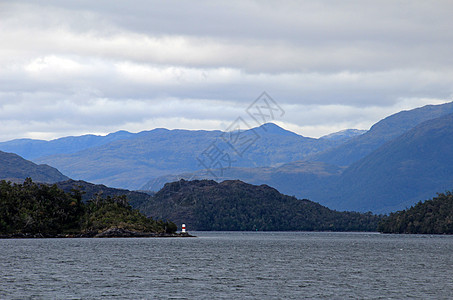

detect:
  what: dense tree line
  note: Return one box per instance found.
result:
[0,179,176,236]
[378,192,453,234]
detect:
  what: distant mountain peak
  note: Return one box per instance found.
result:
[108,130,131,135]
[150,128,170,132]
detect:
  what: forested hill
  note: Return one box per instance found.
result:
[378,192,453,234]
[137,179,381,231]
[0,179,176,237]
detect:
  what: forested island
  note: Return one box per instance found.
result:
[0,179,179,238]
[378,192,453,234]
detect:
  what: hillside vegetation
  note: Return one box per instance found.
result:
[137,179,381,231]
[0,179,176,237]
[378,192,453,234]
[56,179,153,208]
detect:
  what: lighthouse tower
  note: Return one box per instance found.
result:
[181,224,186,233]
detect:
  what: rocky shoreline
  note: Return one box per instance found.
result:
[0,227,195,239]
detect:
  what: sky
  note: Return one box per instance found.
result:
[1,0,452,141]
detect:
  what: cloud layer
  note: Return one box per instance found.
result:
[1,0,452,140]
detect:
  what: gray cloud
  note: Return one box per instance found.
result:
[0,0,452,141]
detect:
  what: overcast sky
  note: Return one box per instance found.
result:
[1,0,452,141]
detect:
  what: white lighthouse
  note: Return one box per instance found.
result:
[181,224,186,233]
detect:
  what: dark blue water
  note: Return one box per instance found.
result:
[1,232,452,299]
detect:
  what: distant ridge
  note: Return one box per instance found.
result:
[140,101,453,213]
[28,123,342,189]
[0,130,134,160]
[0,151,68,183]
[141,160,343,197]
[311,101,453,166]
[323,112,453,213]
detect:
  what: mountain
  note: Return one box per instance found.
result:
[0,130,134,160]
[320,129,367,142]
[136,179,381,231]
[5,101,453,214]
[323,112,453,213]
[311,101,453,166]
[0,151,68,183]
[32,123,342,189]
[258,122,301,137]
[378,192,453,234]
[141,103,453,214]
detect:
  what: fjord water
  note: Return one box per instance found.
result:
[1,232,452,299]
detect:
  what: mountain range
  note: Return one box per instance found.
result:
[0,123,360,189]
[141,102,453,213]
[149,110,453,213]
[310,101,453,166]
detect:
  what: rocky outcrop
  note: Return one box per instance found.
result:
[0,228,194,239]
[93,227,192,238]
